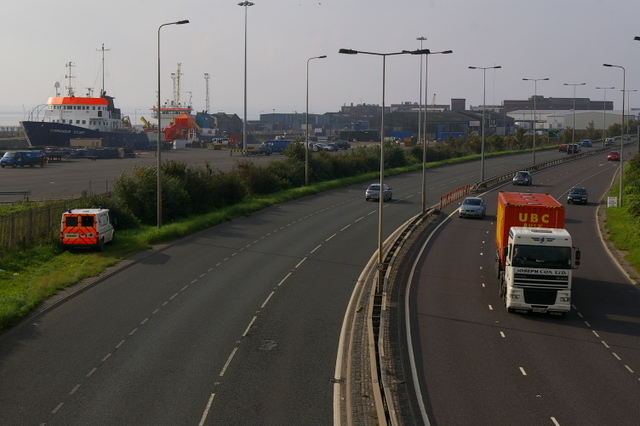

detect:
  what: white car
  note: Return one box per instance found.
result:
[459,197,486,218]
[365,183,392,202]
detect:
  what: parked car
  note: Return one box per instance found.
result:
[512,170,533,186]
[558,144,568,152]
[605,137,616,146]
[458,197,486,218]
[306,142,320,152]
[326,143,339,151]
[607,150,620,161]
[580,139,592,147]
[334,140,351,150]
[365,183,392,202]
[567,186,588,204]
[567,144,581,154]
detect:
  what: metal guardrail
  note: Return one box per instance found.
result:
[0,190,31,196]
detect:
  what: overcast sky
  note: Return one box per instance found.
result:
[2,0,640,126]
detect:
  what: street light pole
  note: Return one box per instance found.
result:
[604,63,625,207]
[157,19,189,228]
[596,86,614,146]
[563,82,585,146]
[469,65,501,182]
[407,48,452,212]
[239,1,254,153]
[305,55,326,187]
[523,77,549,166]
[339,48,412,292]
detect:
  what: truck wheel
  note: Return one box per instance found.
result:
[499,280,506,300]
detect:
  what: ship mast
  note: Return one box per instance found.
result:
[96,43,110,97]
[64,62,75,97]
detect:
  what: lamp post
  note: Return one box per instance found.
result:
[157,19,189,228]
[305,55,326,187]
[469,65,501,182]
[604,63,625,207]
[238,1,254,152]
[416,36,427,143]
[408,48,452,212]
[563,82,585,146]
[596,86,615,146]
[339,48,412,291]
[523,77,549,166]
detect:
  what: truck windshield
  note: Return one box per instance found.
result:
[512,245,572,269]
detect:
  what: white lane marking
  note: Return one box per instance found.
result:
[69,384,81,395]
[500,331,506,338]
[602,341,610,348]
[326,233,337,242]
[51,402,64,414]
[625,365,634,373]
[278,273,292,287]
[488,305,493,311]
[86,367,97,377]
[261,291,275,309]
[141,318,149,325]
[181,285,189,291]
[551,417,561,426]
[102,353,112,362]
[152,309,159,315]
[129,328,138,336]
[295,257,307,269]
[169,293,179,300]
[584,321,591,328]
[191,279,198,284]
[355,216,364,222]
[340,224,351,232]
[613,353,621,361]
[116,340,125,349]
[592,330,600,338]
[198,393,216,426]
[243,316,258,337]
[519,367,527,376]
[310,244,322,254]
[219,347,239,377]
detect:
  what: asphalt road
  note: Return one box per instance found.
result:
[407,150,640,425]
[0,145,631,425]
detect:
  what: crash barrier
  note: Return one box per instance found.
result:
[470,142,633,192]
[229,149,261,156]
[439,184,471,209]
[0,190,31,197]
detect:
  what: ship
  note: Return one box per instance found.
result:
[20,46,150,150]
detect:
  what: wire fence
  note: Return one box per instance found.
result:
[0,201,68,249]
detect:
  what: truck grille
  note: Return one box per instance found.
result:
[524,288,558,305]
[514,273,569,289]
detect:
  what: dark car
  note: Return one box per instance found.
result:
[607,150,620,161]
[567,144,581,154]
[567,186,588,204]
[334,140,351,150]
[459,197,486,218]
[512,171,533,186]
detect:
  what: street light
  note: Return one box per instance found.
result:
[239,1,254,152]
[407,48,452,212]
[305,55,327,187]
[416,36,427,143]
[604,63,625,207]
[339,47,413,292]
[596,86,615,146]
[523,78,549,166]
[563,82,586,146]
[469,65,501,182]
[157,19,189,228]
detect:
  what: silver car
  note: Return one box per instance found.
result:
[365,183,392,202]
[459,197,486,218]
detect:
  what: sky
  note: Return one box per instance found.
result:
[2,0,640,127]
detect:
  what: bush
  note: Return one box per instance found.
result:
[235,160,288,195]
[67,194,141,230]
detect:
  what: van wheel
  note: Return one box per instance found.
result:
[97,238,104,252]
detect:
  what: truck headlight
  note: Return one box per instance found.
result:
[509,294,520,300]
[559,296,570,302]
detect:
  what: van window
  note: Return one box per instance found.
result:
[65,216,78,227]
[81,216,94,227]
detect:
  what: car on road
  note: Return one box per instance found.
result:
[580,139,592,147]
[567,144,581,154]
[365,183,392,202]
[608,150,620,161]
[512,170,533,186]
[605,137,616,146]
[558,144,568,152]
[567,186,588,204]
[458,197,486,218]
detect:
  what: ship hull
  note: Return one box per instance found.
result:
[21,121,150,150]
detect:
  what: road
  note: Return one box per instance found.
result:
[406,150,640,425]
[0,145,632,424]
